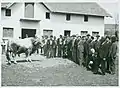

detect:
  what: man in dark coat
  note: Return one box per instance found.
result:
[72,35,80,65]
[86,36,95,70]
[63,36,68,58]
[46,35,54,58]
[83,34,91,69]
[78,36,84,66]
[53,36,57,57]
[43,35,48,56]
[108,35,117,75]
[57,35,63,57]
[92,35,101,74]
[41,36,44,55]
[67,36,73,60]
[98,36,111,75]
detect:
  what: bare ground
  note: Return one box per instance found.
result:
[1,54,119,86]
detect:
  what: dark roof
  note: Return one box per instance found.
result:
[1,3,14,9]
[1,2,111,17]
[44,3,111,17]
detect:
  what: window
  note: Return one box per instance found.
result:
[66,14,71,21]
[5,9,11,16]
[25,3,34,18]
[92,31,99,37]
[84,15,88,22]
[46,12,50,19]
[3,27,14,38]
[81,31,88,36]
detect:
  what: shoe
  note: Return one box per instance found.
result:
[111,72,115,75]
[93,72,99,74]
[101,73,105,75]
[106,70,111,74]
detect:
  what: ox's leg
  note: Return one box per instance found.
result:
[28,49,32,62]
[25,51,29,62]
[25,49,32,62]
[12,53,17,64]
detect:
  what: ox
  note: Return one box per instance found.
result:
[6,37,41,64]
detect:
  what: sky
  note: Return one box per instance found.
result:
[98,2,119,24]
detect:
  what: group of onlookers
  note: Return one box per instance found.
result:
[39,34,118,75]
[1,33,118,75]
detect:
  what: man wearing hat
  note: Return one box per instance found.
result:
[108,35,117,75]
[92,34,101,74]
[98,35,111,75]
[71,35,76,62]
[67,36,73,60]
[83,34,91,68]
[86,36,95,70]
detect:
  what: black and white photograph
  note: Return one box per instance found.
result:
[0,0,119,86]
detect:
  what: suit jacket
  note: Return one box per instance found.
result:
[99,40,111,59]
[47,39,54,47]
[109,42,117,58]
[57,38,63,46]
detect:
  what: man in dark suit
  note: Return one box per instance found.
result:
[77,36,84,66]
[83,34,91,69]
[46,35,54,58]
[57,35,63,57]
[53,36,57,58]
[63,36,68,58]
[72,35,80,65]
[108,35,117,75]
[99,36,111,75]
[43,35,48,56]
[86,36,95,70]
[93,34,101,74]
[67,36,73,60]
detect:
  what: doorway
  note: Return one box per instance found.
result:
[64,30,71,36]
[22,29,36,39]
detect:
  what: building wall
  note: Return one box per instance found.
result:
[1,3,105,39]
[35,3,104,38]
[1,3,23,39]
[1,3,40,39]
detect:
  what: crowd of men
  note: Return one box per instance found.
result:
[39,34,118,75]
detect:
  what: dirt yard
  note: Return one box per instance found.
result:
[1,54,118,86]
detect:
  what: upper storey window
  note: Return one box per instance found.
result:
[46,12,50,19]
[5,9,11,16]
[66,14,71,21]
[84,15,88,22]
[25,3,34,18]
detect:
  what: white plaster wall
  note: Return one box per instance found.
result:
[1,3,41,39]
[1,3,24,39]
[34,3,104,38]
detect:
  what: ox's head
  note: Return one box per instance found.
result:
[32,37,42,49]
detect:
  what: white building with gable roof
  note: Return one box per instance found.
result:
[1,2,111,41]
